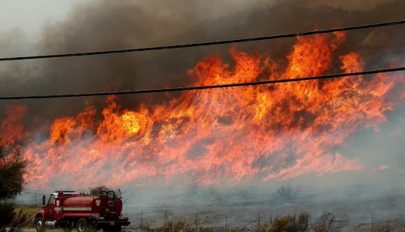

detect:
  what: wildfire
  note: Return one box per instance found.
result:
[0,105,26,147]
[1,32,404,188]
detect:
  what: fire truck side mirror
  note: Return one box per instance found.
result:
[42,195,46,205]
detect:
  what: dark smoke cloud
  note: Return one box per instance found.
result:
[1,0,404,120]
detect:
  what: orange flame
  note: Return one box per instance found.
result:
[2,32,403,188]
[0,105,26,147]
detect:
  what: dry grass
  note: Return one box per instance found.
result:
[358,222,405,232]
[312,212,336,232]
[140,219,193,232]
[227,212,309,232]
[0,203,35,232]
[13,205,39,228]
[135,212,405,232]
[5,207,405,232]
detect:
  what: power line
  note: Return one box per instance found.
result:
[0,19,404,62]
[1,66,404,100]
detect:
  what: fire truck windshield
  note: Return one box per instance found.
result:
[116,188,122,198]
[47,194,55,205]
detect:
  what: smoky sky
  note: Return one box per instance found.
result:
[0,0,404,122]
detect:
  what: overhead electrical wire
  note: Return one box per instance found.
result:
[0,19,404,62]
[0,19,403,100]
[1,66,404,100]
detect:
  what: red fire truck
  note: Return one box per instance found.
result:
[34,190,130,232]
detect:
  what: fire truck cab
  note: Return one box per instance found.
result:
[34,190,130,232]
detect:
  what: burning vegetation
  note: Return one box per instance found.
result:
[0,31,402,189]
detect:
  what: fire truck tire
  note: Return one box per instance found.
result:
[34,216,46,232]
[104,225,121,232]
[76,218,95,232]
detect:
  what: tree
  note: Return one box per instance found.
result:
[0,149,27,201]
[276,184,301,202]
[0,146,28,231]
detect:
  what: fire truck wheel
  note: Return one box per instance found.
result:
[76,218,95,232]
[104,225,121,232]
[34,216,46,232]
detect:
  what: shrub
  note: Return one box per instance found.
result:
[161,219,193,232]
[0,147,28,231]
[267,212,308,232]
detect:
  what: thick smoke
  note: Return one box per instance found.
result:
[1,0,405,223]
[1,0,404,119]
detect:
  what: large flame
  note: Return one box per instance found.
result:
[1,32,404,188]
[0,105,26,147]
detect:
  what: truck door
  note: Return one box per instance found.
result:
[45,194,57,220]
